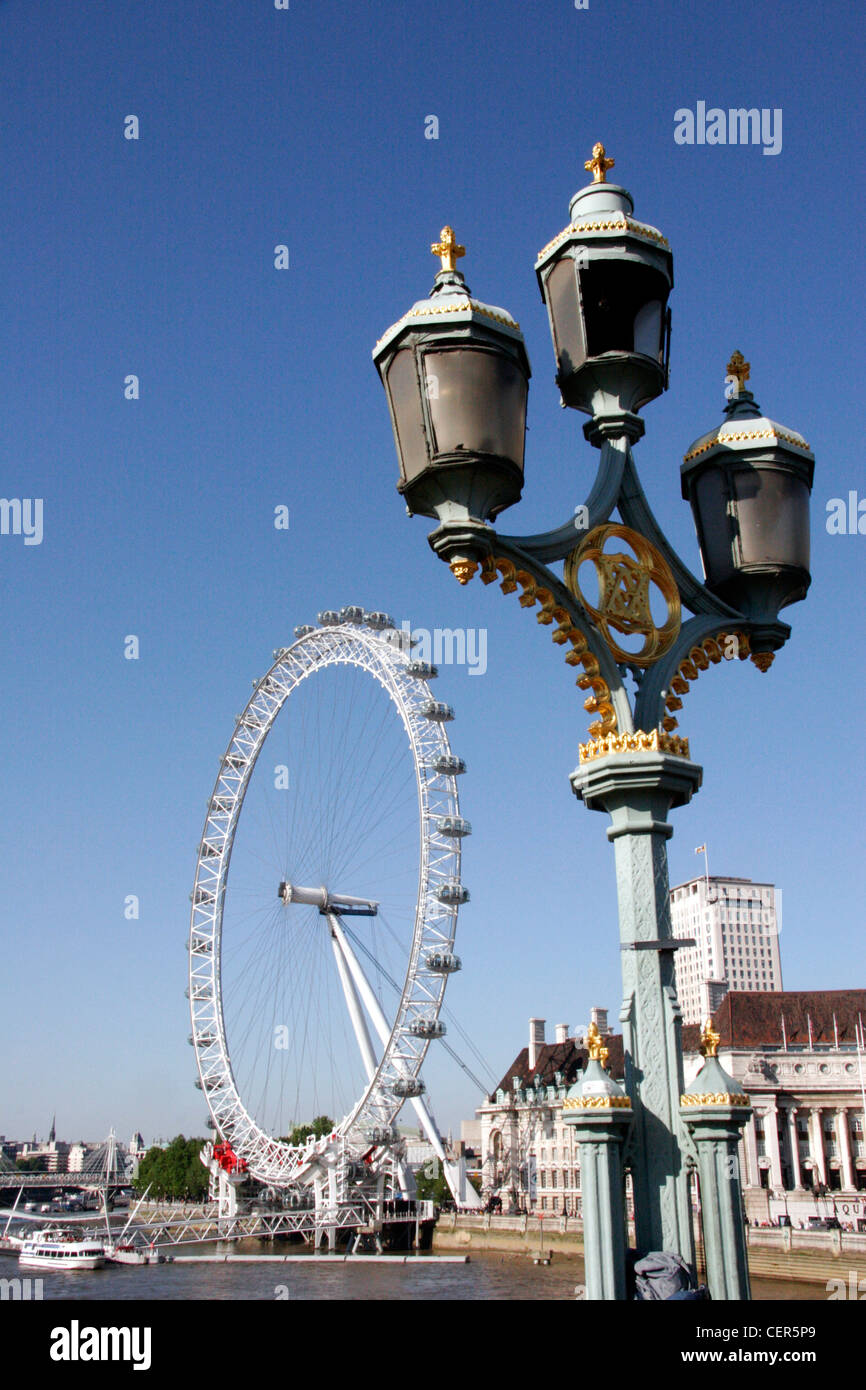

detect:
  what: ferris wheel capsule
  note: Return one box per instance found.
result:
[432,754,466,775]
[425,951,462,973]
[364,612,395,630]
[392,1077,426,1098]
[437,816,472,838]
[421,700,454,722]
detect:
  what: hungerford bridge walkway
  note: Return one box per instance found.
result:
[0,1132,129,1196]
[123,1198,437,1251]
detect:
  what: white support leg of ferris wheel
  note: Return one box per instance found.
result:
[328,914,481,1208]
[329,924,379,1081]
[328,917,414,1198]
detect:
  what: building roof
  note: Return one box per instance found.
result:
[682,990,866,1053]
[492,1036,625,1096]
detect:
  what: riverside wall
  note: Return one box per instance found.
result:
[433,1212,866,1286]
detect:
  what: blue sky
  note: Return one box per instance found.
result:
[1,0,863,1146]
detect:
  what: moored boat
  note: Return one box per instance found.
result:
[18,1228,105,1270]
[105,1240,167,1265]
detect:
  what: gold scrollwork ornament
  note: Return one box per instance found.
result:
[564,524,681,667]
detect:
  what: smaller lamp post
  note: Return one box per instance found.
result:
[562,1021,633,1300]
[535,141,672,429]
[680,1020,752,1300]
[372,227,531,577]
[681,352,814,646]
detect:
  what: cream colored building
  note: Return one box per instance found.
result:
[671,874,782,1025]
[479,993,866,1230]
[477,1011,620,1215]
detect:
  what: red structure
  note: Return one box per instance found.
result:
[212,1141,248,1175]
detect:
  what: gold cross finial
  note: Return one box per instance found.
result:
[585,142,615,183]
[586,1021,610,1067]
[431,226,466,273]
[726,350,751,391]
[700,1018,721,1058]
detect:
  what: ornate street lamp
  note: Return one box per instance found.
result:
[681,351,814,628]
[373,226,531,545]
[535,142,672,421]
[372,144,814,1300]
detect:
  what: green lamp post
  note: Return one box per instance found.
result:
[373,144,814,1299]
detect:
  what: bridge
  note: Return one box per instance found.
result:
[129,1198,436,1250]
[0,1172,128,1193]
[0,1131,130,1197]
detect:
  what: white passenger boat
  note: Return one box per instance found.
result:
[18,1228,105,1270]
[105,1240,166,1265]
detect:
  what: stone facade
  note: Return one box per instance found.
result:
[477,1013,624,1215]
[683,990,866,1230]
[479,993,866,1230]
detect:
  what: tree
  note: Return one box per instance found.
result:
[414,1160,450,1206]
[283,1116,335,1147]
[134,1136,209,1201]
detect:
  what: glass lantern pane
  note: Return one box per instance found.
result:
[425,349,527,466]
[694,470,734,583]
[546,259,586,373]
[580,263,669,358]
[735,468,811,570]
[386,349,428,483]
[633,300,663,360]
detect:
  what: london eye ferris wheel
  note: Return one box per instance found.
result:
[187,608,476,1202]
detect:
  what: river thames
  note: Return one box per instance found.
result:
[9,1248,827,1301]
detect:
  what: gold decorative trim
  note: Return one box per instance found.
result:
[700,1018,721,1058]
[375,299,520,348]
[578,728,690,764]
[751,651,774,673]
[563,1095,632,1110]
[680,1093,750,1108]
[431,226,465,273]
[465,555,617,740]
[537,216,670,262]
[564,524,681,669]
[449,559,478,586]
[586,1021,609,1066]
[726,350,750,392]
[661,630,753,733]
[408,299,519,330]
[683,428,811,464]
[584,141,615,184]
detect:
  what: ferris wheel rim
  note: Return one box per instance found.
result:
[188,616,467,1186]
